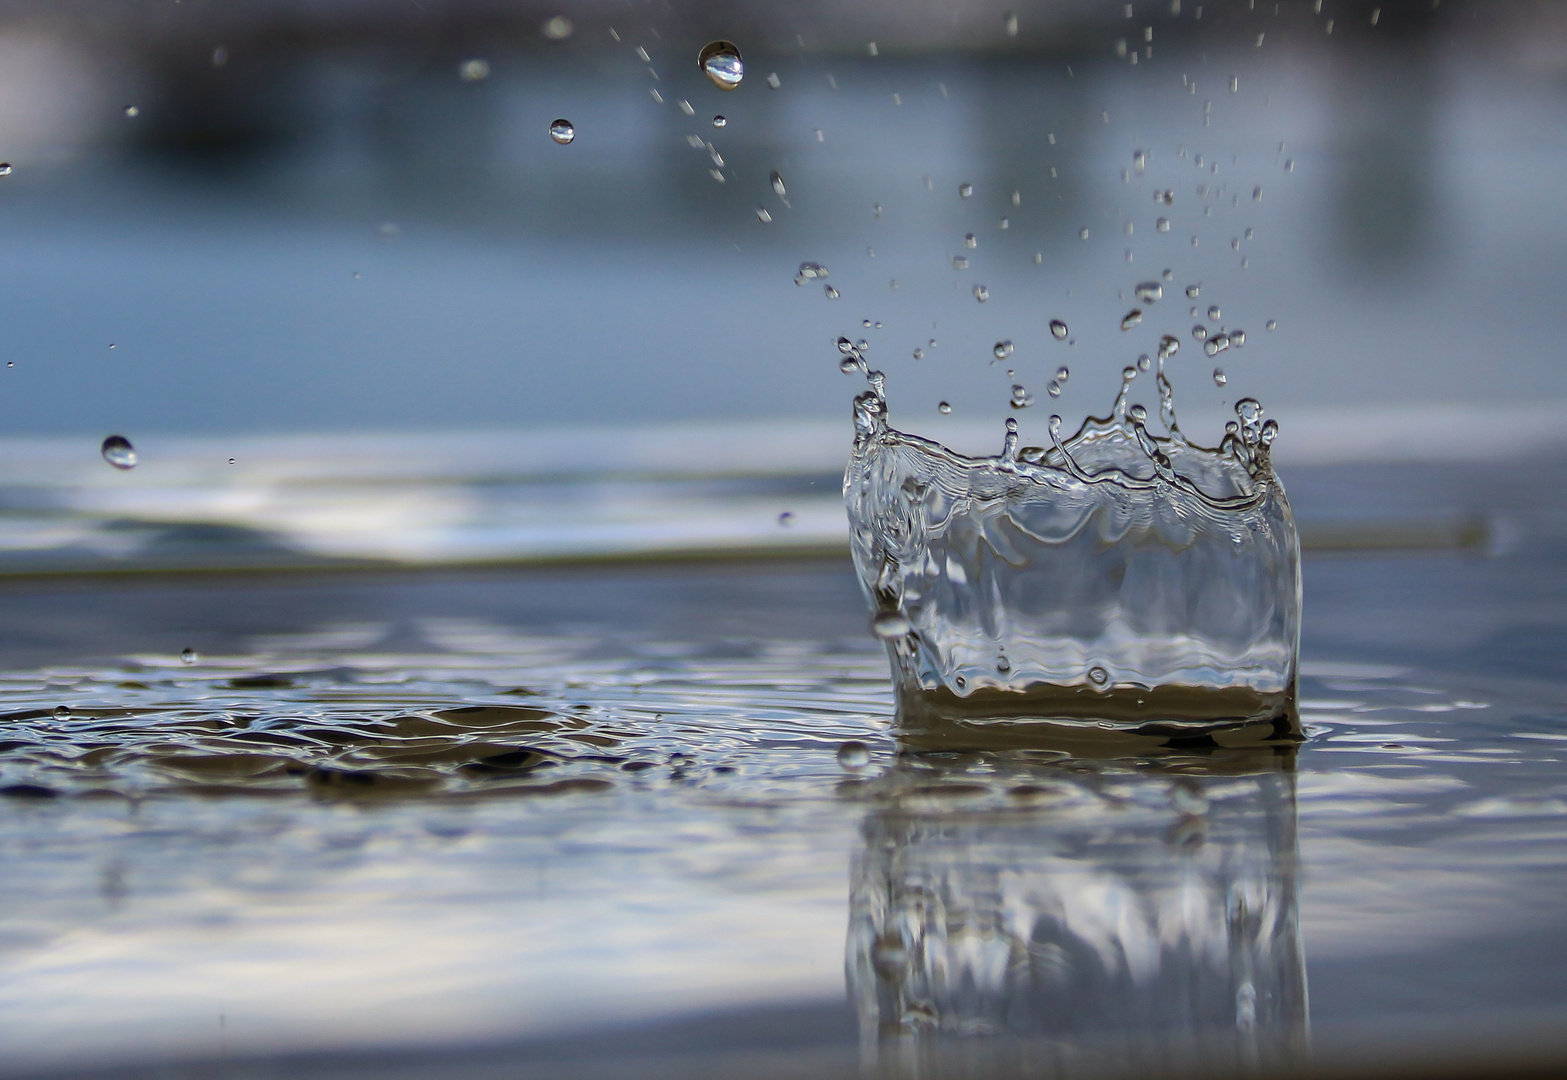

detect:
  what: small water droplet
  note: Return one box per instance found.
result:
[958,182,973,199]
[755,206,772,223]
[770,171,786,196]
[1049,319,1068,339]
[837,740,872,769]
[973,284,989,302]
[52,705,70,719]
[998,217,1009,229]
[794,262,828,286]
[1230,75,1239,92]
[181,648,198,665]
[1230,329,1246,347]
[1266,319,1277,331]
[964,233,977,249]
[1186,284,1200,298]
[543,15,574,39]
[1087,666,1109,686]
[1046,381,1061,397]
[1137,353,1151,371]
[1156,216,1170,232]
[1213,367,1227,386]
[938,401,952,414]
[912,348,923,359]
[699,41,744,90]
[1121,309,1143,330]
[1192,325,1208,341]
[1078,227,1090,239]
[0,163,11,177]
[1004,10,1019,36]
[459,58,490,82]
[1207,305,1221,320]
[1135,281,1162,303]
[1010,384,1033,408]
[993,340,1013,360]
[839,357,859,374]
[548,118,575,144]
[123,104,140,118]
[1284,158,1294,172]
[777,511,794,526]
[100,435,136,470]
[1055,366,1070,382]
[996,654,1012,674]
[766,72,781,90]
[227,458,236,465]
[1132,148,1147,174]
[679,100,695,116]
[950,255,969,271]
[712,115,726,128]
[871,611,911,639]
[824,284,839,299]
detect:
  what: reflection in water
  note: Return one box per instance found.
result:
[848,750,1307,1076]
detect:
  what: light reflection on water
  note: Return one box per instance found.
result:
[0,579,1564,1074]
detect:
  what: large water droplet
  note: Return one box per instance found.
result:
[938,401,952,414]
[837,740,871,769]
[794,262,828,285]
[770,171,786,197]
[973,284,989,302]
[548,118,575,144]
[1213,367,1227,386]
[100,435,136,470]
[699,41,744,90]
[871,611,911,639]
[0,163,12,177]
[1121,309,1143,330]
[912,348,923,359]
[1135,281,1162,303]
[1049,319,1068,339]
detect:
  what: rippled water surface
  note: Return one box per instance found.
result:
[2,530,1566,1078]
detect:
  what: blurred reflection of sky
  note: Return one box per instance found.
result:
[0,7,1557,444]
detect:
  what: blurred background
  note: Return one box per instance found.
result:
[0,0,1557,568]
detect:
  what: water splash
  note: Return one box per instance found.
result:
[840,336,1300,748]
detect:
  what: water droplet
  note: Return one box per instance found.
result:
[227,458,236,465]
[912,348,923,359]
[1132,148,1147,174]
[770,171,786,196]
[1192,324,1208,341]
[1078,227,1090,240]
[958,182,973,199]
[679,100,695,116]
[1207,305,1221,320]
[1137,353,1151,371]
[712,115,726,128]
[699,40,744,90]
[993,340,1013,360]
[1004,10,1019,36]
[871,611,911,639]
[1135,281,1162,303]
[1053,366,1069,383]
[1010,384,1033,408]
[951,255,969,271]
[766,72,781,90]
[1186,284,1200,298]
[1046,381,1061,397]
[181,648,198,665]
[123,105,140,118]
[548,118,575,144]
[100,435,136,470]
[794,261,828,286]
[857,339,870,352]
[837,740,872,769]
[1266,319,1277,331]
[824,284,839,299]
[1121,309,1143,330]
[964,233,977,249]
[1213,367,1227,386]
[1230,329,1246,347]
[212,46,229,67]
[839,357,860,374]
[777,511,794,526]
[862,320,872,329]
[1284,158,1294,172]
[1129,403,1147,422]
[0,163,12,177]
[938,401,952,414]
[52,705,70,719]
[814,129,823,142]
[755,206,772,223]
[999,217,1009,229]
[1049,319,1068,339]
[1087,666,1109,685]
[1156,216,1170,232]
[459,58,490,82]
[973,284,989,302]
[543,15,574,39]
[1230,75,1239,92]
[996,654,1012,674]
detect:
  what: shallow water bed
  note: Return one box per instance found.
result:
[0,545,1565,1078]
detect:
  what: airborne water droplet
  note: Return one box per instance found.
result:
[1213,367,1227,386]
[993,340,1013,360]
[1049,319,1068,339]
[871,611,911,639]
[100,435,136,470]
[1132,148,1146,174]
[1078,227,1090,240]
[712,115,726,128]
[771,171,786,196]
[1156,216,1170,232]
[124,105,140,118]
[766,72,781,90]
[912,348,923,359]
[837,740,872,769]
[1130,404,1147,422]
[938,401,952,414]
[1186,284,1200,298]
[1121,309,1143,330]
[951,255,969,271]
[181,648,198,665]
[548,118,575,144]
[1046,381,1061,397]
[824,284,840,299]
[699,41,744,90]
[794,261,828,285]
[1192,325,1208,341]
[1055,366,1069,382]
[1266,319,1278,331]
[1010,384,1033,408]
[964,233,977,249]
[1231,329,1247,347]
[959,182,973,198]
[0,163,11,177]
[755,206,772,223]
[777,511,794,526]
[974,284,989,302]
[1208,304,1221,320]
[1135,281,1162,303]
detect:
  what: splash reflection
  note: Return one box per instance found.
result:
[847,750,1307,1076]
